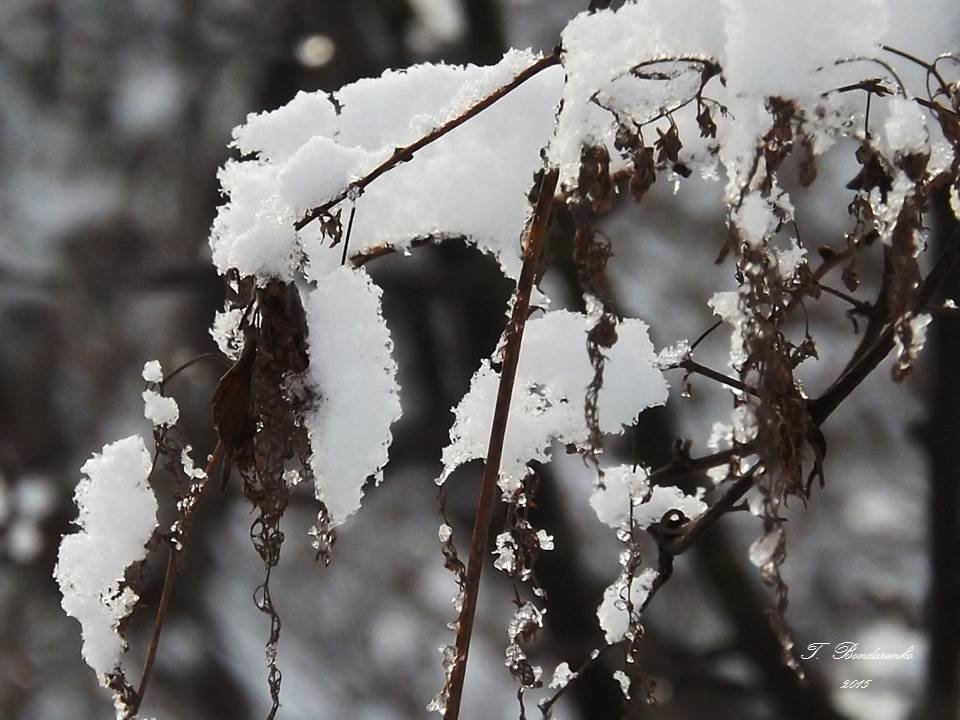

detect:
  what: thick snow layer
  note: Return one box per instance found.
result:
[54,436,157,682]
[883,97,930,157]
[552,0,922,192]
[304,267,402,526]
[213,50,563,283]
[439,311,668,496]
[552,0,723,188]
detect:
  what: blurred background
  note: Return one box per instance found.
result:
[0,1,957,719]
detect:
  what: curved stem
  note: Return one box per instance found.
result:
[131,440,223,716]
[443,168,559,720]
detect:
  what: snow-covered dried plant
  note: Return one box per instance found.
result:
[54,1,960,718]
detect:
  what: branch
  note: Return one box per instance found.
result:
[294,53,561,232]
[668,358,760,396]
[131,440,222,716]
[443,167,559,720]
[810,226,960,425]
[658,225,960,560]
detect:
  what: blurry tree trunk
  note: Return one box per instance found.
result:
[923,194,960,720]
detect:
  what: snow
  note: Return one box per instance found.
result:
[493,532,517,574]
[552,1,723,189]
[54,436,157,683]
[722,0,887,99]
[214,50,563,283]
[709,290,748,370]
[776,238,807,280]
[210,307,245,361]
[656,339,691,369]
[708,291,740,322]
[748,526,784,567]
[894,312,932,369]
[439,310,668,496]
[591,465,706,530]
[142,389,180,427]
[549,661,575,690]
[597,567,658,644]
[536,529,554,550]
[735,192,779,249]
[304,267,402,526]
[883,97,930,157]
[589,465,649,529]
[141,360,163,383]
[613,669,631,699]
[277,137,368,213]
[180,447,207,480]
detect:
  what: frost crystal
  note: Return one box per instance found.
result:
[304,267,402,526]
[142,389,180,427]
[440,311,668,495]
[54,436,157,683]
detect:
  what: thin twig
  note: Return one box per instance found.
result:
[131,440,223,715]
[340,204,357,266]
[689,319,722,351]
[816,283,871,313]
[810,226,960,425]
[159,353,231,391]
[538,642,620,715]
[294,53,560,232]
[443,167,559,720]
[670,358,759,396]
[660,226,960,559]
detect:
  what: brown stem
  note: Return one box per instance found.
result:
[816,283,871,313]
[131,440,223,715]
[810,226,960,425]
[134,547,177,711]
[294,53,560,232]
[443,167,559,720]
[661,225,960,559]
[673,358,759,396]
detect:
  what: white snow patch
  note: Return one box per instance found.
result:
[54,436,157,682]
[141,360,163,383]
[439,311,668,496]
[142,389,179,428]
[304,267,401,526]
